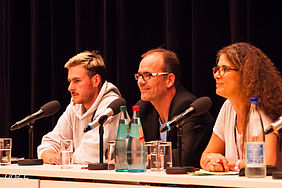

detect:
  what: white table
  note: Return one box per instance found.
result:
[0,164,282,188]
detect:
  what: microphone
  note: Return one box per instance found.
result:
[160,97,212,133]
[10,100,61,131]
[83,98,126,133]
[264,116,282,134]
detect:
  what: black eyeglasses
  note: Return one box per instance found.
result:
[212,66,239,77]
[134,72,169,81]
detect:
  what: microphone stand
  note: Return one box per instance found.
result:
[177,125,183,167]
[166,123,187,174]
[29,123,34,159]
[18,122,43,165]
[88,117,108,170]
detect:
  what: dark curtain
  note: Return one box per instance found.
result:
[1,0,282,158]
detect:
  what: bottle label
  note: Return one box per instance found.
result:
[126,124,130,138]
[117,123,129,138]
[129,124,139,138]
[246,142,265,167]
[129,124,145,143]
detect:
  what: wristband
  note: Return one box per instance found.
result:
[234,159,241,171]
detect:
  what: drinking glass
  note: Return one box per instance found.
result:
[0,138,12,166]
[60,140,73,169]
[159,141,172,171]
[145,141,160,171]
[107,141,116,170]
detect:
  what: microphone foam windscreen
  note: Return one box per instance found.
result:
[40,100,61,117]
[190,97,212,115]
[108,98,126,115]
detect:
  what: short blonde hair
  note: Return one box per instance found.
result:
[65,50,106,77]
[65,50,106,87]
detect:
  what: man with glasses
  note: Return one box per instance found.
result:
[135,48,214,168]
[37,51,121,164]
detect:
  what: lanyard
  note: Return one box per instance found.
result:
[234,116,242,159]
[159,117,167,142]
[91,110,97,122]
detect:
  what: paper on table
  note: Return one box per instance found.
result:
[190,169,239,176]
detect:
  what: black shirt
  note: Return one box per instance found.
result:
[136,85,214,168]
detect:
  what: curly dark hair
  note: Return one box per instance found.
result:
[217,42,282,121]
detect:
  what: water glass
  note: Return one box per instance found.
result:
[60,140,73,169]
[145,142,153,169]
[0,138,12,166]
[145,141,160,171]
[159,141,172,170]
[107,141,115,170]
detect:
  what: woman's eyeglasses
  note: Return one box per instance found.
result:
[212,66,238,77]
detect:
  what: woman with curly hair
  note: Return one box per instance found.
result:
[200,42,282,172]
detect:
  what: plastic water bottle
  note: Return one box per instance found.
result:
[115,106,130,172]
[127,105,146,172]
[245,98,266,178]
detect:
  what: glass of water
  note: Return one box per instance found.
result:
[0,138,12,166]
[145,141,160,171]
[107,141,116,170]
[158,141,172,171]
[60,140,73,169]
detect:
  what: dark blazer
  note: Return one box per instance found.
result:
[137,85,214,168]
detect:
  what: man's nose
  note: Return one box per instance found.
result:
[137,76,146,86]
[68,82,74,91]
[213,71,221,79]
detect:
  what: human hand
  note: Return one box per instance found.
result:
[202,153,229,172]
[226,159,245,172]
[41,150,61,165]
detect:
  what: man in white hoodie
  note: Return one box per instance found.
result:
[37,51,121,164]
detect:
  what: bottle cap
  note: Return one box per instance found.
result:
[132,105,140,111]
[120,106,127,111]
[250,98,258,104]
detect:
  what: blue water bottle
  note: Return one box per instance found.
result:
[115,106,130,172]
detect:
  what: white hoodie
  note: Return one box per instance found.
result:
[37,81,121,164]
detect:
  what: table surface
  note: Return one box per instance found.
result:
[0,164,282,188]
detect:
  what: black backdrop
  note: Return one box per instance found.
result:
[1,0,282,158]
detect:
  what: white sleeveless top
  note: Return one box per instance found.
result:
[213,100,271,161]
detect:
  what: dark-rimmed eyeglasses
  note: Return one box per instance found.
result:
[212,66,239,77]
[134,72,170,81]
